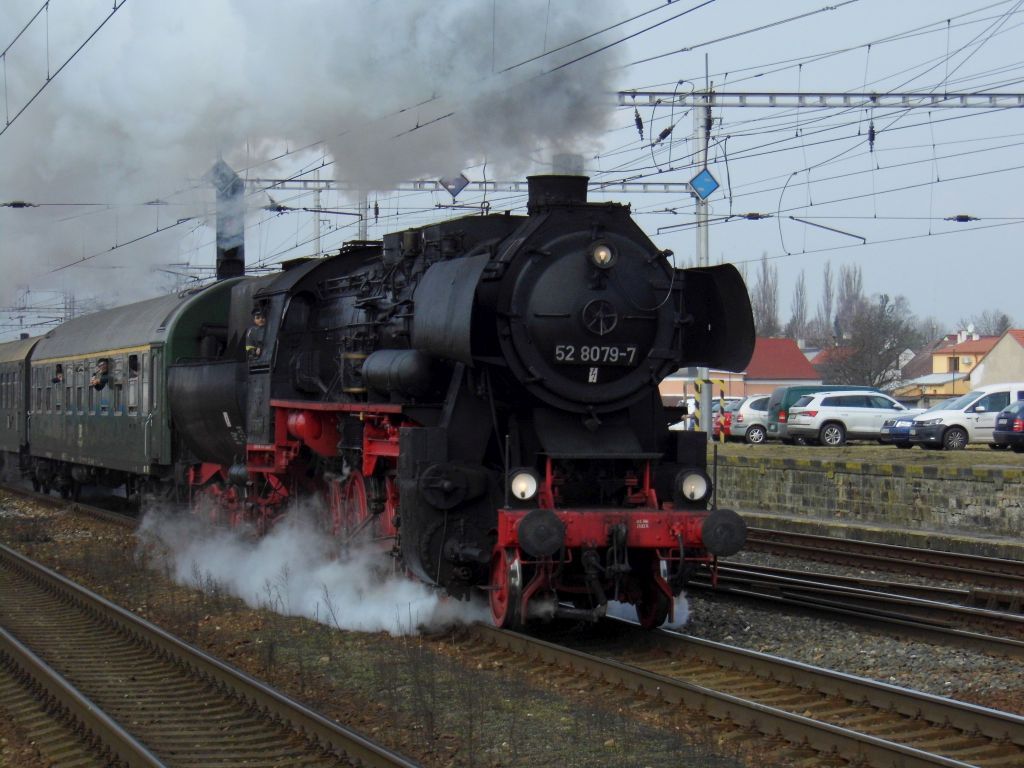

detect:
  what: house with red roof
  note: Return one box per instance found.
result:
[742,337,821,396]
[970,329,1024,386]
[893,331,999,401]
[659,337,823,405]
[809,345,854,380]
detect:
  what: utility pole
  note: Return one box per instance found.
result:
[358,192,368,240]
[314,170,321,257]
[695,92,713,434]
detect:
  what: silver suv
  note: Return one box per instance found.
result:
[731,395,770,443]
[786,390,920,446]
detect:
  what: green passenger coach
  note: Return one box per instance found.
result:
[26,281,239,498]
[0,336,39,476]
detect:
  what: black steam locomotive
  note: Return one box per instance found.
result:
[0,175,754,628]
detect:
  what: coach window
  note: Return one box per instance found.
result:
[76,365,84,413]
[127,355,139,415]
[113,358,123,414]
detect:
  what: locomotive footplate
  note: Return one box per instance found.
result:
[496,507,712,552]
[489,506,748,628]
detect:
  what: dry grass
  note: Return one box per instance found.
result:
[709,439,1024,468]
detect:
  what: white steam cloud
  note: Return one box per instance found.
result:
[138,507,488,635]
[0,1,623,328]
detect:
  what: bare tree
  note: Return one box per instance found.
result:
[834,263,864,337]
[750,253,780,337]
[915,316,945,345]
[957,309,1014,336]
[818,294,924,388]
[809,261,834,344]
[784,269,808,340]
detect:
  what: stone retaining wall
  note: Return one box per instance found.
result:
[713,455,1024,539]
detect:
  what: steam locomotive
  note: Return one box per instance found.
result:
[0,175,754,628]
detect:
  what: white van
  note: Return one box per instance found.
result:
[908,382,1024,450]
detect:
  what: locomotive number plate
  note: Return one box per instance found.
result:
[554,344,638,365]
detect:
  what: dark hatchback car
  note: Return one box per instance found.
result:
[880,397,955,448]
[992,400,1024,452]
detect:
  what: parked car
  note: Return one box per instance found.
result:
[992,400,1024,452]
[786,390,921,446]
[712,397,746,440]
[724,395,770,443]
[880,397,956,448]
[909,382,1024,450]
[765,384,881,443]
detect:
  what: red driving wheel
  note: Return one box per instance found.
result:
[331,471,369,538]
[489,548,522,628]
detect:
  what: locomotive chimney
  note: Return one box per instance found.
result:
[206,160,245,280]
[527,175,589,214]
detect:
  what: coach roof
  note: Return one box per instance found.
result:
[0,335,39,364]
[31,293,189,361]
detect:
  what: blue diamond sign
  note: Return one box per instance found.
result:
[439,173,470,199]
[689,168,719,200]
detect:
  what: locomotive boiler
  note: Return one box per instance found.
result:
[168,174,755,627]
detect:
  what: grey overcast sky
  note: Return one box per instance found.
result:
[0,0,1021,339]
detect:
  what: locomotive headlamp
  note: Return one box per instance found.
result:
[509,469,540,501]
[675,468,711,504]
[590,242,616,268]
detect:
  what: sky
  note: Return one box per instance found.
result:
[1,0,1022,339]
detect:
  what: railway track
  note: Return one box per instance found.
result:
[470,622,1024,768]
[9,485,1023,659]
[0,481,139,527]
[689,564,1024,658]
[0,543,420,768]
[745,528,1024,593]
[8,489,1024,765]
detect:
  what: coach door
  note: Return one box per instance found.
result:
[148,346,173,466]
[143,349,156,465]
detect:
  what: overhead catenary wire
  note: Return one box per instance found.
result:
[0,0,128,139]
[8,0,1024,294]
